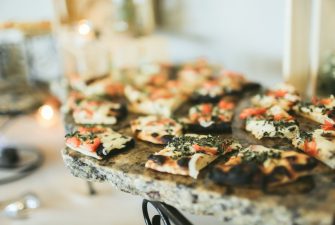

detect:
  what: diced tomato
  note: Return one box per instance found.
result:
[106,83,124,95]
[221,70,244,79]
[304,139,318,157]
[320,98,332,105]
[239,107,267,119]
[203,80,219,88]
[83,138,101,152]
[150,89,173,100]
[218,100,235,110]
[78,127,89,133]
[190,112,200,121]
[78,126,105,134]
[321,120,335,131]
[312,96,332,106]
[80,108,93,118]
[201,104,213,114]
[166,80,180,88]
[218,115,228,122]
[273,114,293,121]
[268,90,287,98]
[192,144,218,155]
[311,96,318,105]
[86,101,101,107]
[66,137,81,147]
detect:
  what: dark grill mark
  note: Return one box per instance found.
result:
[177,157,190,168]
[96,143,106,157]
[148,154,167,165]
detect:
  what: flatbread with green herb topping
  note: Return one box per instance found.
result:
[65,126,134,160]
[240,105,299,140]
[145,134,241,178]
[180,100,235,133]
[293,95,335,125]
[292,128,335,169]
[130,116,182,144]
[210,145,317,187]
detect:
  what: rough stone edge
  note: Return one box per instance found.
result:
[61,149,332,225]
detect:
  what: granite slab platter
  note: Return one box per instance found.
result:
[62,96,335,225]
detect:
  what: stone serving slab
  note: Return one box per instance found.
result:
[61,95,335,225]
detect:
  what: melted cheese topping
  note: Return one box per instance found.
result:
[65,126,132,159]
[125,85,186,117]
[73,100,121,125]
[294,103,335,124]
[182,103,234,128]
[130,116,182,144]
[251,91,300,110]
[244,105,298,140]
[292,129,335,168]
[246,119,298,140]
[146,135,241,178]
[99,132,132,154]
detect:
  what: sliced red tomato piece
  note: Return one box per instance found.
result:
[106,83,124,95]
[192,144,218,155]
[304,139,318,157]
[221,70,244,79]
[268,90,287,98]
[150,89,173,100]
[218,100,235,110]
[239,107,267,119]
[78,126,90,133]
[320,98,333,105]
[321,120,335,131]
[312,96,332,106]
[273,114,293,121]
[218,114,227,121]
[80,108,94,118]
[66,136,81,147]
[203,80,219,88]
[83,138,101,152]
[201,104,213,114]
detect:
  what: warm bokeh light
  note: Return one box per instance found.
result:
[77,20,92,36]
[39,105,54,121]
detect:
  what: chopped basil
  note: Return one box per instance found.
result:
[241,149,281,164]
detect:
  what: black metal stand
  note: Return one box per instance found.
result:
[142,199,193,225]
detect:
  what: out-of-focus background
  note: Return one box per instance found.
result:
[0,0,285,84]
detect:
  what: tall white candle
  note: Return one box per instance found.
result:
[283,0,311,96]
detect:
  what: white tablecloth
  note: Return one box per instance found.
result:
[0,115,222,225]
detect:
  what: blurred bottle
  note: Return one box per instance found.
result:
[0,29,29,84]
[316,52,335,96]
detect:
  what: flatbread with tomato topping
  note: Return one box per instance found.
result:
[240,105,299,140]
[130,116,182,144]
[217,69,261,94]
[292,127,335,169]
[191,80,224,103]
[145,134,241,178]
[180,100,235,133]
[65,126,134,160]
[72,99,127,125]
[210,145,317,187]
[125,83,187,117]
[293,95,335,125]
[70,75,124,97]
[251,83,300,111]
